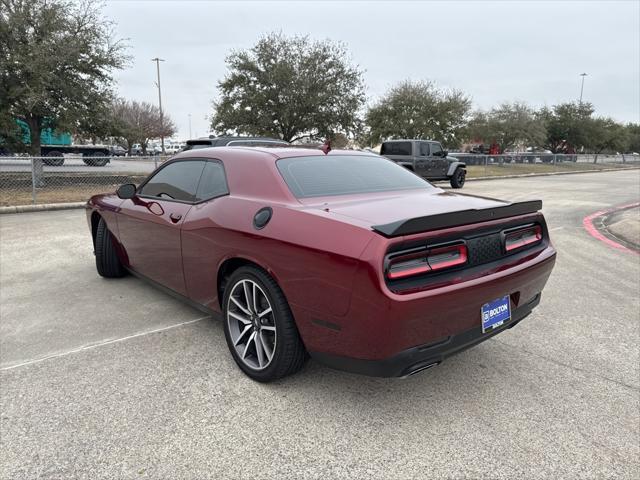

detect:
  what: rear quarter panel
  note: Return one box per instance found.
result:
[181,196,376,321]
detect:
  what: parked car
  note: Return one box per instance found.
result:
[148,143,162,155]
[183,136,289,151]
[130,143,161,156]
[166,143,185,155]
[110,145,127,157]
[380,140,467,188]
[87,147,556,381]
[130,144,143,156]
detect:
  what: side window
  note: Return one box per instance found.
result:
[430,143,442,157]
[195,161,229,201]
[419,142,430,156]
[140,160,205,202]
[380,142,413,156]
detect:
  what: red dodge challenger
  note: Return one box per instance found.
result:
[86,147,556,381]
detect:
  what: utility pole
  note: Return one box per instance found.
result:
[151,58,165,153]
[188,113,192,139]
[579,73,588,104]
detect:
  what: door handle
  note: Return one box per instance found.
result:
[169,213,182,223]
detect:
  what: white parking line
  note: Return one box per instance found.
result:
[0,316,211,372]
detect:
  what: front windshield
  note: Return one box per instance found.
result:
[276,155,431,198]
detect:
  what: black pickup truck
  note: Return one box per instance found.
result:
[380,139,467,188]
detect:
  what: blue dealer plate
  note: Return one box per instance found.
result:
[481,295,511,333]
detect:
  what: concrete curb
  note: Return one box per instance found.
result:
[1,167,638,214]
[601,204,640,252]
[0,202,86,214]
[582,202,640,255]
[466,166,640,182]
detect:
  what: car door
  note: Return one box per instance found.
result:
[117,159,206,296]
[181,160,231,307]
[429,142,448,178]
[415,141,431,177]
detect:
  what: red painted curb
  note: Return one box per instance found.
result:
[582,202,640,254]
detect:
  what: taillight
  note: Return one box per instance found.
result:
[427,244,468,270]
[503,224,542,252]
[386,243,467,280]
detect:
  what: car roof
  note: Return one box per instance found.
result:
[186,136,288,146]
[175,146,376,161]
[382,139,437,143]
[168,147,381,203]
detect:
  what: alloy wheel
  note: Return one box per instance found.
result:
[226,279,277,370]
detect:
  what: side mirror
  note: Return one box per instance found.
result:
[442,150,448,157]
[117,183,137,199]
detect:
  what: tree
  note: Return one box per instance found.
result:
[211,32,365,143]
[537,102,594,153]
[330,132,349,149]
[585,117,629,163]
[74,90,123,144]
[110,99,176,155]
[0,0,128,155]
[0,108,25,154]
[110,99,142,154]
[624,123,640,154]
[464,111,491,147]
[364,80,471,148]
[466,102,546,151]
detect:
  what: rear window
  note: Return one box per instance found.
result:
[276,155,430,198]
[381,142,413,156]
[185,141,213,151]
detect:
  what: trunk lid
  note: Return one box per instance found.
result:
[299,188,541,237]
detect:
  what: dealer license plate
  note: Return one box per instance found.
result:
[481,295,511,333]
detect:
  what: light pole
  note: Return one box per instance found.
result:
[151,57,165,153]
[188,113,192,139]
[579,73,588,104]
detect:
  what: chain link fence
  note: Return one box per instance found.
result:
[0,153,638,207]
[0,155,169,207]
[449,153,639,178]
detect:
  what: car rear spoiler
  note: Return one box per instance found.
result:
[372,200,543,237]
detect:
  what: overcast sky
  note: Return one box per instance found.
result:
[104,0,640,140]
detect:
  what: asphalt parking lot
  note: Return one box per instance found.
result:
[1,170,639,479]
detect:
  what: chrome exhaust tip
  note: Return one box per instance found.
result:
[404,361,440,377]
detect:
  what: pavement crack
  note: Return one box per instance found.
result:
[0,316,211,372]
[492,338,640,392]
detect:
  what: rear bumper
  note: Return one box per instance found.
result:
[310,293,541,377]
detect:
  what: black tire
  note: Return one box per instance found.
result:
[95,217,126,278]
[450,167,466,189]
[222,266,307,382]
[43,151,64,166]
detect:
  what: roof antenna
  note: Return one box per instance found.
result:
[320,139,331,155]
